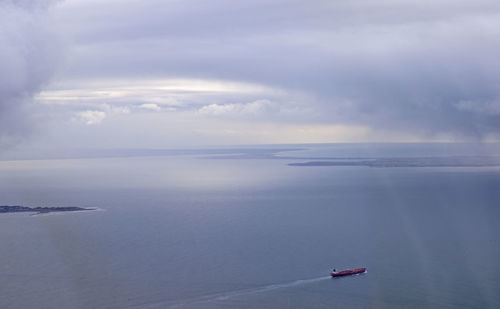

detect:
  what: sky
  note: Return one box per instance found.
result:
[1,0,500,149]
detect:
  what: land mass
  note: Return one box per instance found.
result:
[0,205,94,214]
[288,156,500,168]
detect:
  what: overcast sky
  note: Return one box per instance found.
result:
[2,0,500,148]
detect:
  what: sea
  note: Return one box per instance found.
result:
[1,143,499,308]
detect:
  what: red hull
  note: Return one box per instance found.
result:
[330,267,366,277]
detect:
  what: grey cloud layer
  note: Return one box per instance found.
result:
[54,0,500,138]
[0,0,62,145]
[1,0,497,144]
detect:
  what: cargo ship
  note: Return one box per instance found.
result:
[330,267,366,277]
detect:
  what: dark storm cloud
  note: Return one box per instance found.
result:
[0,0,62,145]
[55,0,500,138]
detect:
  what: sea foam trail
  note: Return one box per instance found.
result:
[163,276,331,308]
[128,276,331,309]
[213,276,331,300]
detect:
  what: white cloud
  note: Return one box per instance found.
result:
[138,103,161,111]
[72,105,129,125]
[199,104,235,115]
[103,104,131,115]
[35,79,285,116]
[75,110,106,125]
[198,99,275,116]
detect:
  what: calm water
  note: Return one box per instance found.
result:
[1,144,499,308]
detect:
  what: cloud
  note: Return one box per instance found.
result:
[72,103,131,125]
[108,105,131,115]
[0,0,62,145]
[199,104,236,116]
[138,103,161,112]
[35,78,294,122]
[199,99,275,116]
[75,110,106,125]
[36,78,281,109]
[455,100,500,116]
[50,0,500,140]
[2,0,495,148]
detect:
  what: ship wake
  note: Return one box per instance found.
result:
[137,276,331,308]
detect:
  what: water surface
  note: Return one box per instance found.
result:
[1,144,499,308]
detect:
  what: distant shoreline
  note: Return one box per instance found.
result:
[288,156,500,168]
[0,205,95,215]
